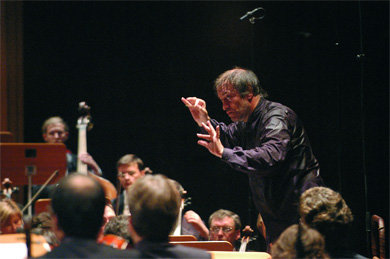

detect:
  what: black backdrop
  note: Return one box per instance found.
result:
[23,1,388,256]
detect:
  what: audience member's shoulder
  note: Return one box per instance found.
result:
[353,253,368,259]
[39,242,142,258]
[173,244,211,259]
[110,247,142,258]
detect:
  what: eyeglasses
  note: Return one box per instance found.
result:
[209,226,233,233]
[118,171,135,178]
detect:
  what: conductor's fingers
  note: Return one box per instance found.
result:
[216,125,220,139]
[196,133,212,141]
[197,140,209,149]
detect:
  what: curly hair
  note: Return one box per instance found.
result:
[299,187,353,256]
[103,215,131,241]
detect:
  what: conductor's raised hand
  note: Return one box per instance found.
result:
[197,121,224,158]
[181,97,210,127]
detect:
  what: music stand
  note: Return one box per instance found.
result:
[0,143,67,216]
[0,131,14,143]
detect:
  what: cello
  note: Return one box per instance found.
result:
[76,102,117,203]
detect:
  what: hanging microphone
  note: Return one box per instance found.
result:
[240,7,265,21]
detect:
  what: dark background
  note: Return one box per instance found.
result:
[22,1,388,256]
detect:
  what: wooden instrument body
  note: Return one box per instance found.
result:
[76,102,117,202]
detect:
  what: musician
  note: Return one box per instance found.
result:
[182,67,323,246]
[97,203,116,242]
[34,116,103,201]
[0,199,23,234]
[127,174,211,258]
[112,154,149,215]
[40,173,137,258]
[169,179,203,240]
[42,116,102,175]
[100,215,132,250]
[31,212,60,248]
[185,209,254,251]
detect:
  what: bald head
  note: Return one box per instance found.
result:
[66,174,97,193]
[51,173,106,239]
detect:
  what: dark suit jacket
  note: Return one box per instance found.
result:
[39,237,138,258]
[131,239,211,258]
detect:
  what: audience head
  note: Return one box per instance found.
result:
[42,116,69,144]
[127,174,180,242]
[50,173,106,239]
[271,224,329,259]
[116,154,146,190]
[299,187,353,255]
[0,199,23,234]
[208,209,241,246]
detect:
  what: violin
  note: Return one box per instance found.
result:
[239,225,254,252]
[98,234,130,250]
[76,102,117,202]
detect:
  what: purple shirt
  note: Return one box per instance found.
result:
[210,98,323,242]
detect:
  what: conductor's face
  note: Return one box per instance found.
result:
[217,84,252,122]
[117,163,145,190]
[43,123,69,144]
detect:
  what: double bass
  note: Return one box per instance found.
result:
[76,102,117,202]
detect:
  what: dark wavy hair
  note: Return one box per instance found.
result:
[214,67,268,98]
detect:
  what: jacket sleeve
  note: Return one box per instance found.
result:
[215,112,292,176]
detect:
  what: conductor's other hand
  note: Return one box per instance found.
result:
[181,97,210,127]
[197,121,224,158]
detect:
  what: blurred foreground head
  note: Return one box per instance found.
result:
[127,174,180,242]
[51,173,105,239]
[299,187,353,255]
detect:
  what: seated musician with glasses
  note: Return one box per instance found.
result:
[208,209,242,249]
[42,116,102,175]
[33,116,103,202]
[185,209,260,251]
[112,154,151,216]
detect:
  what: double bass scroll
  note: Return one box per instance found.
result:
[76,102,117,202]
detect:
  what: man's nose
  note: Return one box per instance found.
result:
[125,174,134,181]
